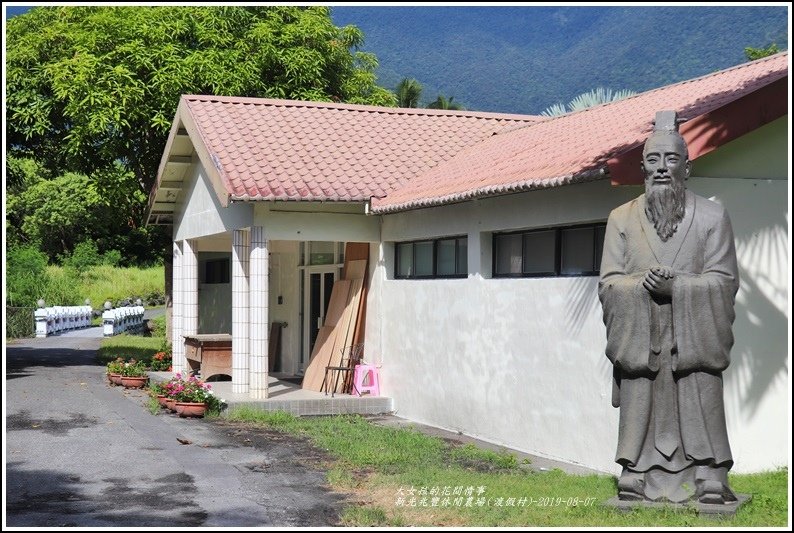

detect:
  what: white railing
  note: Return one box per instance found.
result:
[33,299,145,337]
[34,299,94,338]
[102,301,145,337]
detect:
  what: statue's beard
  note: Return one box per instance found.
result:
[645,179,686,242]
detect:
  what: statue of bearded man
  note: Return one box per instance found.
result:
[598,110,740,504]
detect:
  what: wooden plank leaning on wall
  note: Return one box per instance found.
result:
[301,243,369,392]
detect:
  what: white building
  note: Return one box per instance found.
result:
[146,52,789,474]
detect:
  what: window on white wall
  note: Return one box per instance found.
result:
[495,233,522,275]
[523,230,556,275]
[203,258,230,284]
[493,223,606,277]
[299,241,346,266]
[395,236,468,279]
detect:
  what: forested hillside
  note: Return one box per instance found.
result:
[332,6,788,114]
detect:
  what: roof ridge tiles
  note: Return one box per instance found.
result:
[182,94,543,122]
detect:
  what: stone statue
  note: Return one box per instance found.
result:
[598,110,739,504]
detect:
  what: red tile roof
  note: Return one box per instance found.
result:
[180,96,542,203]
[372,51,789,213]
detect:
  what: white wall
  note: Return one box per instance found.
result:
[173,160,253,241]
[267,240,301,375]
[687,176,789,473]
[687,117,788,473]
[369,168,788,473]
[371,180,638,473]
[253,204,379,243]
[692,116,787,180]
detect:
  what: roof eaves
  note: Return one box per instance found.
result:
[180,97,233,207]
[229,193,371,203]
[145,104,186,226]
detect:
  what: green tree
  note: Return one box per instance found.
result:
[744,43,780,61]
[6,6,395,262]
[395,78,424,108]
[427,94,464,110]
[541,87,637,117]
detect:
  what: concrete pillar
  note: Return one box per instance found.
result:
[183,238,199,342]
[232,229,250,393]
[164,251,173,341]
[102,302,115,337]
[172,241,185,374]
[249,226,269,399]
[35,300,48,338]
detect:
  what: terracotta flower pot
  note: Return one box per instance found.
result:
[109,373,123,386]
[157,394,169,408]
[121,375,148,388]
[175,402,208,418]
[165,398,177,412]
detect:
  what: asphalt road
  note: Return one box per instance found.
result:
[5,330,344,527]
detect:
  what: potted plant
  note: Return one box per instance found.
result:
[106,358,125,385]
[162,373,186,412]
[120,359,149,388]
[149,351,172,372]
[148,380,169,408]
[173,375,222,417]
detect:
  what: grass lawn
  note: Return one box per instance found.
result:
[226,407,788,527]
[97,331,166,366]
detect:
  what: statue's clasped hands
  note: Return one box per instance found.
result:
[643,266,674,299]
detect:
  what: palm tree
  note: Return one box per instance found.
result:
[395,78,423,108]
[541,87,637,117]
[427,94,463,110]
[745,43,779,61]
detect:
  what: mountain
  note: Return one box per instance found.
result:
[331,6,789,115]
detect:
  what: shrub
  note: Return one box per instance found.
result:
[102,249,122,267]
[6,245,49,307]
[41,266,81,305]
[62,240,104,273]
[150,315,167,338]
[106,357,125,374]
[121,359,148,377]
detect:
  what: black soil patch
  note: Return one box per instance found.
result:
[7,411,99,436]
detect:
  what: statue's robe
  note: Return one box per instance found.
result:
[598,190,739,485]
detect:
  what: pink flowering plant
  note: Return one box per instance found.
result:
[163,373,223,412]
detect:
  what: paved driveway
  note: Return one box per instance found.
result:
[5,331,344,527]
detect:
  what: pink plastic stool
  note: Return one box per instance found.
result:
[353,364,380,397]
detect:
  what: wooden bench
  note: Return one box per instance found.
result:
[183,334,232,380]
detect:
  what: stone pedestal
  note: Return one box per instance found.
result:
[604,493,752,517]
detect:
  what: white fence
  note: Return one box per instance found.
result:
[34,304,94,338]
[33,300,145,337]
[102,305,145,337]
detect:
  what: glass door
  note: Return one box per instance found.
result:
[302,267,338,368]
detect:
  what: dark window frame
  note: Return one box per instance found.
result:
[203,257,231,284]
[492,222,607,278]
[394,236,468,279]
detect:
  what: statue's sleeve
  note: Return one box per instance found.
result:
[672,208,740,373]
[598,210,656,378]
